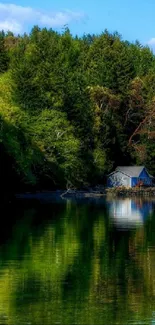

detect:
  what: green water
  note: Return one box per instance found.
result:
[1,197,155,325]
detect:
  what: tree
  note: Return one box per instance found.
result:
[86,31,135,94]
[0,31,9,73]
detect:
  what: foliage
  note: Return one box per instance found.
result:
[1,27,155,189]
[0,31,9,73]
[0,73,84,189]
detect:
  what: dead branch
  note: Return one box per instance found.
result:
[128,115,148,146]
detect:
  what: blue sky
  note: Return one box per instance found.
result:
[0,0,155,49]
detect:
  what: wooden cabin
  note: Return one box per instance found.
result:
[107,166,153,188]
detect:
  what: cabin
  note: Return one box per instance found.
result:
[107,166,153,188]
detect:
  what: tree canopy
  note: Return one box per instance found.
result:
[1,27,155,190]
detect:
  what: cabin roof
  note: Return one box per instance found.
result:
[115,166,146,177]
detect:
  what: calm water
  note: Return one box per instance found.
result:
[1,197,155,325]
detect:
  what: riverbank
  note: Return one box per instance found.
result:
[15,189,105,201]
[106,187,155,197]
[14,186,155,201]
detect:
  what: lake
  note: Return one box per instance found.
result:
[1,196,155,325]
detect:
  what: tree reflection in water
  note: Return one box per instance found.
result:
[0,198,154,325]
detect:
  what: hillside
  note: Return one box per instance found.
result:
[1,28,155,190]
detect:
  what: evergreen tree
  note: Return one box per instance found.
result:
[0,31,9,73]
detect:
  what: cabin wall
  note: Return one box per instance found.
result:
[131,177,138,187]
[131,176,152,187]
[108,171,131,187]
[139,169,152,186]
[139,168,149,178]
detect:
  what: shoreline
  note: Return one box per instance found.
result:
[14,187,155,201]
[15,190,106,201]
[106,187,155,197]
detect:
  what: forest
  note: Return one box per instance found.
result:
[1,26,155,191]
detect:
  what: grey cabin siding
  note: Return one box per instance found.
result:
[108,171,131,187]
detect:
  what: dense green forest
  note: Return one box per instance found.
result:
[1,27,155,191]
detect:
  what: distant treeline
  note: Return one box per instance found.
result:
[1,27,155,191]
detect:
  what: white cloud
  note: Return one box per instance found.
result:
[40,10,85,27]
[147,38,155,53]
[0,20,21,33]
[0,3,85,33]
[148,38,155,46]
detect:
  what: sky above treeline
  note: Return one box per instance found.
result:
[0,0,155,50]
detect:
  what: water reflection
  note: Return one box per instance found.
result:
[108,198,153,228]
[0,198,155,324]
